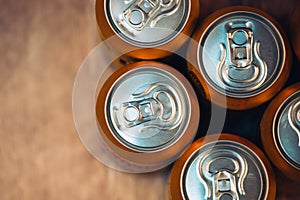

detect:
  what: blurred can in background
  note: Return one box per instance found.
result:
[169,133,276,200]
[187,6,291,110]
[261,83,300,183]
[95,0,199,60]
[95,61,200,171]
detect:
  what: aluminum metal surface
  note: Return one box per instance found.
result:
[198,11,285,98]
[180,141,268,200]
[274,91,300,169]
[105,0,190,47]
[105,66,191,152]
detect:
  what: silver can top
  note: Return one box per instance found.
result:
[180,140,269,200]
[198,10,286,98]
[274,91,300,169]
[105,66,191,152]
[105,0,190,47]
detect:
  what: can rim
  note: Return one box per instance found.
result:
[95,61,200,167]
[196,9,286,99]
[180,140,269,199]
[169,133,276,200]
[260,82,300,182]
[103,0,192,48]
[103,66,192,152]
[96,0,200,59]
[273,90,300,170]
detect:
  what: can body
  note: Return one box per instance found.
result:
[261,83,300,183]
[187,6,291,110]
[95,61,200,171]
[96,0,199,60]
[169,133,276,200]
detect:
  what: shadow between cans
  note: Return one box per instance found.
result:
[72,28,227,173]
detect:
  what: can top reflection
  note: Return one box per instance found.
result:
[197,9,286,98]
[273,90,300,169]
[181,141,269,199]
[103,63,194,152]
[169,134,276,200]
[104,0,190,47]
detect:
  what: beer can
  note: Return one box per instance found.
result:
[260,83,300,183]
[95,0,199,60]
[187,6,292,110]
[95,61,200,171]
[170,133,276,200]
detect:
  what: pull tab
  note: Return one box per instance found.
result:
[120,98,159,128]
[217,21,268,92]
[198,150,248,200]
[118,0,181,35]
[226,22,253,67]
[288,101,300,147]
[113,83,181,131]
[212,171,238,200]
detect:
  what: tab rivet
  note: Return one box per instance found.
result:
[124,106,139,122]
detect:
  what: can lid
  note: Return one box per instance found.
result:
[274,91,300,169]
[105,66,191,152]
[105,0,190,47]
[198,10,286,98]
[180,140,269,199]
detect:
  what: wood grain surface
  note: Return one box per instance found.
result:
[0,0,299,200]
